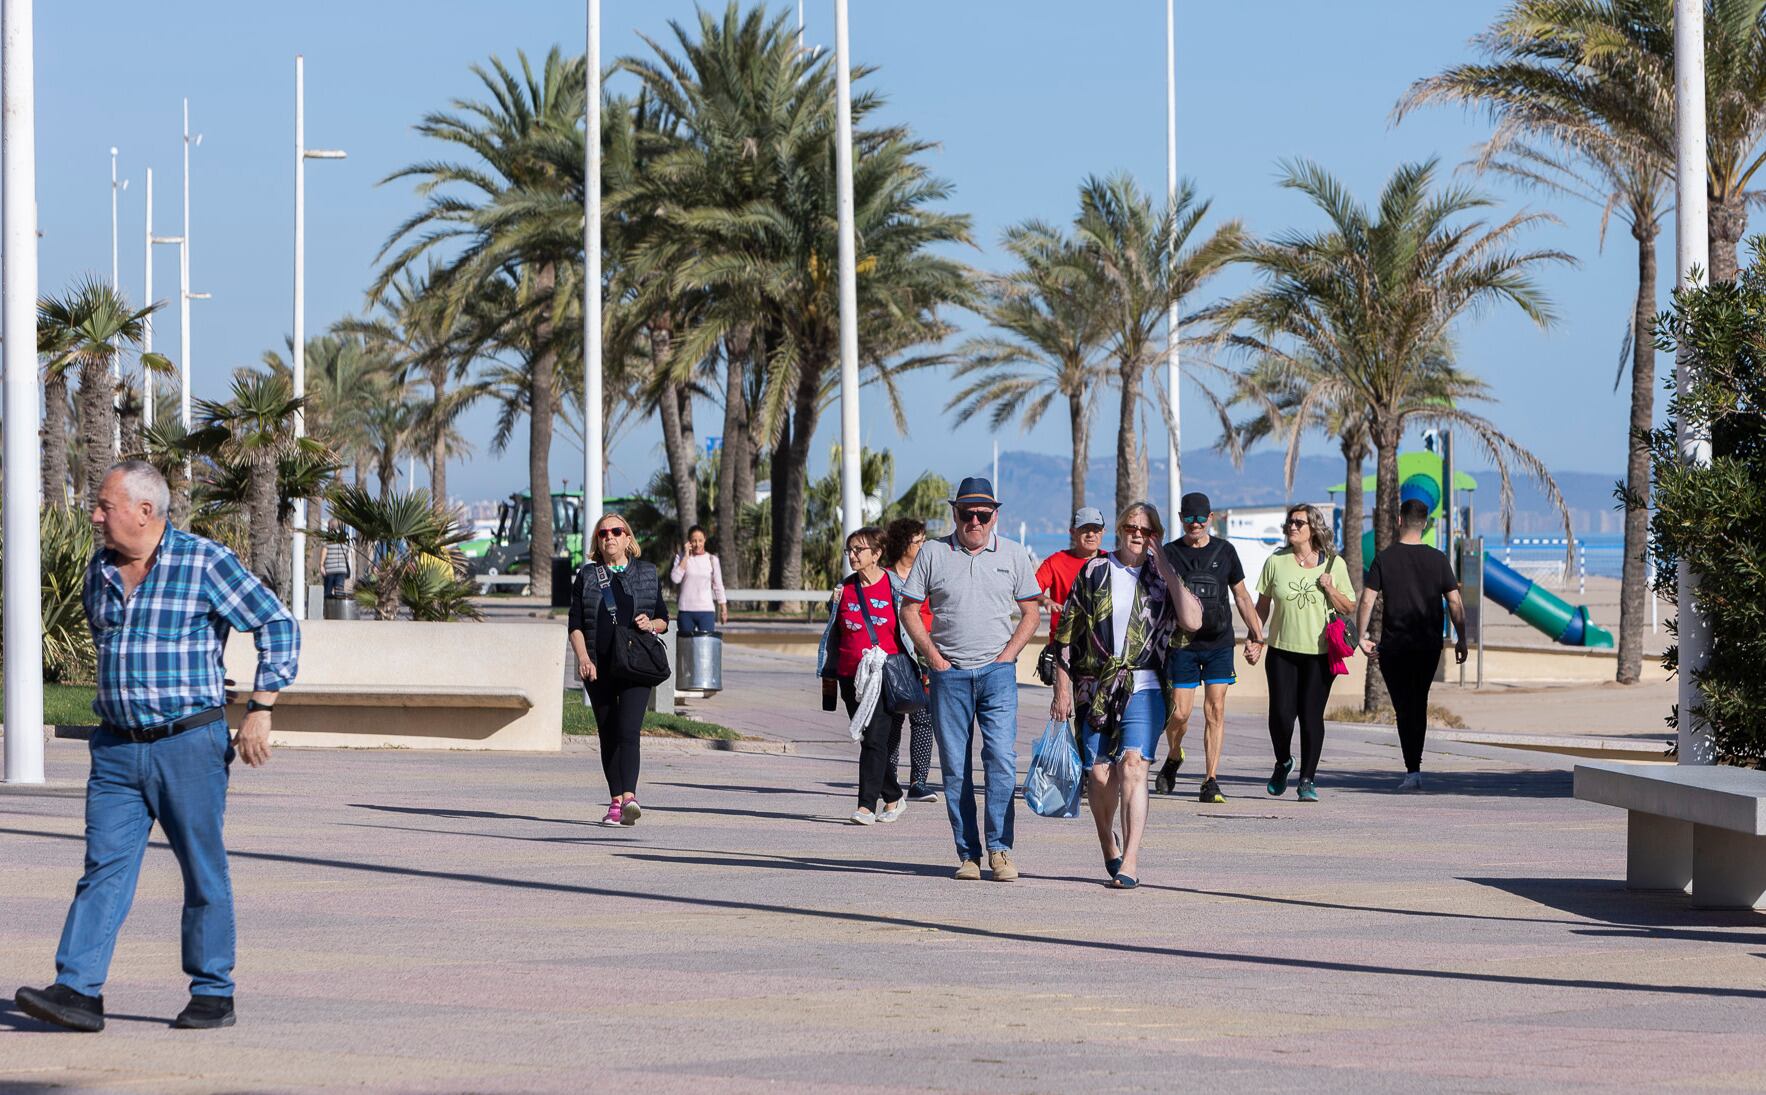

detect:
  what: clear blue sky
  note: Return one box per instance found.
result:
[35,1,1683,505]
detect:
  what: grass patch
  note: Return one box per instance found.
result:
[560,692,740,740]
[0,683,101,726]
[1326,703,1467,730]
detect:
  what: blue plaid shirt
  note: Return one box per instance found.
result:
[84,524,300,729]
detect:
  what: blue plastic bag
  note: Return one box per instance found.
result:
[1024,719,1082,819]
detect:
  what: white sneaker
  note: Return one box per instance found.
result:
[878,799,906,824]
[850,808,877,825]
[1397,772,1423,793]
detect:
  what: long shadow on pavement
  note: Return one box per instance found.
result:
[5,824,1761,1003]
[1465,876,1766,936]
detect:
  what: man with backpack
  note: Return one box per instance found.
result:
[1157,493,1264,802]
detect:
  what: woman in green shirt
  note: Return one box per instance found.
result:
[1250,503,1355,802]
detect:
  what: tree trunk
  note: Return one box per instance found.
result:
[717,325,753,588]
[1617,226,1658,685]
[768,423,791,590]
[247,460,280,591]
[1708,193,1745,284]
[1339,436,1367,593]
[528,265,558,573]
[118,395,142,460]
[1067,389,1089,516]
[657,380,698,532]
[167,466,191,528]
[429,364,448,507]
[1363,421,1402,713]
[41,370,69,507]
[78,362,117,511]
[776,370,820,592]
[1114,360,1145,514]
[377,447,396,502]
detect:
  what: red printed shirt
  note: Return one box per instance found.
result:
[835,573,901,677]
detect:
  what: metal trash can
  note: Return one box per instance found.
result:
[550,555,574,609]
[676,633,723,693]
[323,595,359,620]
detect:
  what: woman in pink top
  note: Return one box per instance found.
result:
[669,526,727,635]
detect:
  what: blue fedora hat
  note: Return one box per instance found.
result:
[950,476,1001,507]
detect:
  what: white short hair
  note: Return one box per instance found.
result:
[108,460,170,517]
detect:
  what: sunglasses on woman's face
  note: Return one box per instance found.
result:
[1284,519,1308,531]
[597,527,627,539]
[1121,524,1154,537]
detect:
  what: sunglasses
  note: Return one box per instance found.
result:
[1121,523,1155,537]
[1182,515,1209,525]
[1284,519,1309,530]
[597,527,628,539]
[956,508,996,524]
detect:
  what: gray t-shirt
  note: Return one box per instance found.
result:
[901,533,1041,668]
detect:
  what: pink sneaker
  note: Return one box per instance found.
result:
[600,800,623,827]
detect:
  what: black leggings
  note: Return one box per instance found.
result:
[840,678,904,811]
[890,707,935,787]
[1265,647,1335,781]
[1378,646,1440,772]
[587,677,650,798]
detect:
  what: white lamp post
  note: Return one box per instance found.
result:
[144,167,185,432]
[833,0,863,536]
[109,146,127,451]
[1673,0,1712,764]
[293,54,347,618]
[1164,0,1182,516]
[179,98,209,430]
[583,0,605,538]
[3,0,44,783]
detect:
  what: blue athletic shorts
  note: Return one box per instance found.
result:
[1166,644,1236,689]
[1078,688,1167,767]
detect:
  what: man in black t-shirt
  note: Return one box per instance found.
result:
[1157,493,1265,803]
[1354,498,1468,791]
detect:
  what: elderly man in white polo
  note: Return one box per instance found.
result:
[899,477,1041,882]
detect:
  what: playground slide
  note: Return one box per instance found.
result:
[1481,553,1613,649]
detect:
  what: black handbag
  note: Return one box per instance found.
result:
[848,575,928,715]
[594,566,671,687]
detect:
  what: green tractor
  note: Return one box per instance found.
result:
[465,490,640,576]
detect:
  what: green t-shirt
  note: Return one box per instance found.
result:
[1256,549,1352,655]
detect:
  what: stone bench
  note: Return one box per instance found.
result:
[224,619,565,751]
[1573,760,1766,909]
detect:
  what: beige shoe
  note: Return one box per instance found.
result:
[953,858,981,881]
[988,850,1018,882]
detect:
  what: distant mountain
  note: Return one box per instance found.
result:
[971,449,1627,539]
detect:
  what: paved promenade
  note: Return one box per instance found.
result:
[2,647,1762,1092]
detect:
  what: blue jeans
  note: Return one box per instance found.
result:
[677,610,718,636]
[323,573,347,599]
[54,717,236,997]
[928,661,1019,860]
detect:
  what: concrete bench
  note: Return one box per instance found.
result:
[1573,760,1766,909]
[472,574,532,594]
[224,619,565,751]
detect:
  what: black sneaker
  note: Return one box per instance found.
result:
[1154,757,1181,795]
[173,994,236,1029]
[1198,777,1225,804]
[1266,757,1295,797]
[15,984,105,1032]
[908,783,940,803]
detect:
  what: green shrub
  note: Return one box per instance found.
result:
[1647,242,1766,765]
[0,504,96,683]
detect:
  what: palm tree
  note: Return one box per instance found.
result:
[37,317,77,507]
[38,278,171,509]
[1402,4,1682,684]
[326,484,479,621]
[1070,173,1242,515]
[950,221,1109,517]
[377,47,586,582]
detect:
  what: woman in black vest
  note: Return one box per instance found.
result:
[569,512,668,826]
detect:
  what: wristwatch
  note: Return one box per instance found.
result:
[246,699,276,714]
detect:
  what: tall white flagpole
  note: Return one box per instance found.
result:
[143,166,154,429]
[1165,0,1182,518]
[110,146,125,451]
[833,0,863,536]
[1673,0,1712,764]
[583,0,605,538]
[2,0,45,783]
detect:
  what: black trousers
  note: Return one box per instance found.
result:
[890,707,935,787]
[1265,646,1335,781]
[1378,646,1440,772]
[587,676,650,798]
[840,677,904,811]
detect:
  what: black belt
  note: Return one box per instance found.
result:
[103,707,226,744]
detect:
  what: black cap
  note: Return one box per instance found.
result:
[1180,491,1212,520]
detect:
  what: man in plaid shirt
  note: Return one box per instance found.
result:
[15,461,299,1033]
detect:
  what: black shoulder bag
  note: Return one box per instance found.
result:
[594,565,671,687]
[849,576,927,715]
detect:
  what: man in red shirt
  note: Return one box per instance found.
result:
[1035,506,1105,639]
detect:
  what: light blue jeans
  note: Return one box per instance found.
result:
[54,716,237,997]
[929,660,1019,860]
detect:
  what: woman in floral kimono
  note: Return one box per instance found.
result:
[1052,502,1202,889]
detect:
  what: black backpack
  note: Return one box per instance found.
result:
[1171,539,1233,640]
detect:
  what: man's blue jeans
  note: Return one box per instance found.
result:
[54,716,236,997]
[929,661,1019,861]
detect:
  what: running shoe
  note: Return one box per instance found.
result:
[1154,757,1180,795]
[1266,757,1295,797]
[599,800,623,827]
[1297,780,1319,803]
[907,783,941,803]
[620,798,643,825]
[1198,776,1225,804]
[1397,772,1423,793]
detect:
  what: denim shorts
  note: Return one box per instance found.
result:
[1167,644,1236,688]
[1078,688,1167,767]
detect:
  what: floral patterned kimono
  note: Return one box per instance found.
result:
[1053,553,1187,757]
